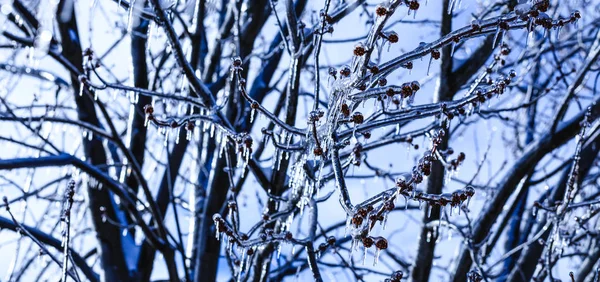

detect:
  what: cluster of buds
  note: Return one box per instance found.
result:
[383,81,421,104]
[233,133,253,154]
[513,0,580,31]
[317,9,335,35]
[144,104,155,122]
[317,236,337,252]
[413,129,445,183]
[361,235,389,252]
[308,110,325,123]
[448,151,466,171]
[351,205,374,227]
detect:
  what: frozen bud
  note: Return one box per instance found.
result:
[465,186,475,197]
[400,83,413,98]
[186,121,194,131]
[384,200,395,211]
[83,48,93,57]
[354,43,366,56]
[314,147,323,156]
[375,5,388,16]
[369,65,380,74]
[319,242,328,251]
[374,236,388,250]
[251,101,260,109]
[78,74,88,84]
[386,88,396,97]
[410,81,420,91]
[408,0,419,11]
[170,120,178,128]
[391,270,404,282]
[144,104,154,115]
[309,110,322,122]
[352,112,364,124]
[378,78,388,86]
[341,103,350,117]
[328,67,337,77]
[352,215,363,226]
[387,31,399,43]
[327,236,336,245]
[362,236,374,248]
[232,56,243,67]
[340,66,351,77]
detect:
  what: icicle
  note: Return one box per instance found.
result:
[122,228,128,237]
[79,86,84,97]
[164,128,170,147]
[175,128,181,144]
[492,27,501,49]
[450,42,456,57]
[349,239,356,260]
[215,221,220,240]
[362,246,368,265]
[345,216,351,235]
[427,56,433,76]
[447,0,455,14]
[427,205,432,218]
[373,249,381,266]
[250,108,256,123]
